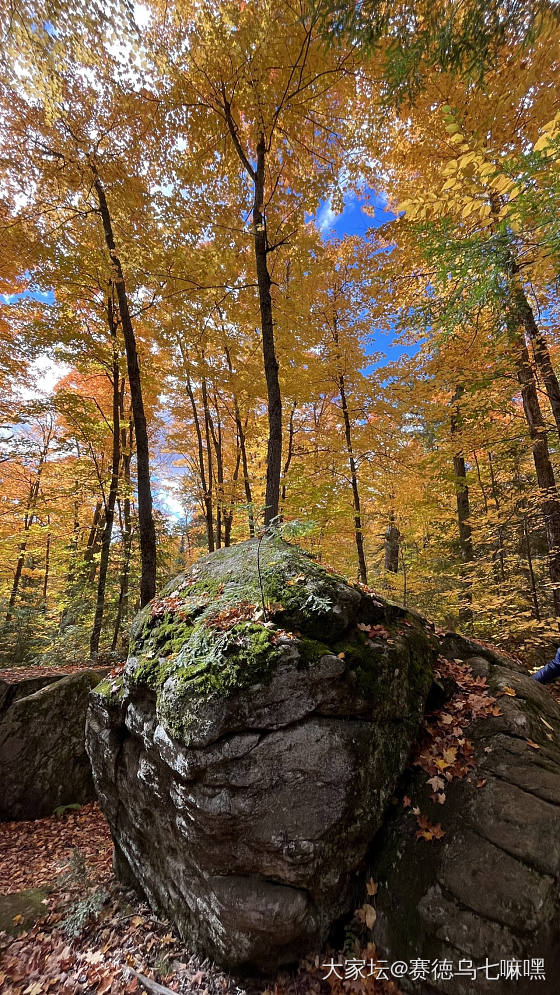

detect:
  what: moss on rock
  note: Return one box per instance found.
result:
[122,537,435,744]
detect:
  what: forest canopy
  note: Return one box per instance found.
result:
[1,0,560,665]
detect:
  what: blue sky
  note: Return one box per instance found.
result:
[318,187,417,369]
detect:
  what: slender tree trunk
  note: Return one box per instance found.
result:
[88,510,106,584]
[112,414,134,652]
[219,113,283,524]
[92,172,156,606]
[84,500,103,573]
[451,388,474,628]
[90,295,122,658]
[42,520,50,606]
[281,403,297,506]
[338,373,367,584]
[523,510,541,621]
[223,343,254,537]
[487,451,506,583]
[200,374,216,550]
[200,374,222,548]
[384,512,400,573]
[223,445,242,548]
[179,341,214,552]
[514,331,560,618]
[509,274,560,438]
[67,498,81,585]
[252,137,282,525]
[6,431,50,622]
[332,315,367,584]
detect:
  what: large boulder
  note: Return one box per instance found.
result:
[369,644,560,994]
[0,669,106,821]
[86,537,436,970]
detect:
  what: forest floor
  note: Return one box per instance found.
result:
[0,802,384,995]
[2,657,555,995]
[0,797,400,995]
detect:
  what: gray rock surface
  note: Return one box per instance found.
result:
[0,670,106,821]
[86,537,436,970]
[369,649,560,994]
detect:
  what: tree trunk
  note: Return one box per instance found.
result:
[384,513,400,573]
[6,428,51,622]
[200,374,217,547]
[281,403,297,506]
[338,373,367,584]
[509,274,560,439]
[42,521,50,606]
[332,316,367,584]
[451,388,474,629]
[487,450,506,583]
[90,294,122,658]
[112,411,134,652]
[92,172,156,606]
[253,137,282,525]
[223,342,254,537]
[514,332,560,618]
[179,341,214,552]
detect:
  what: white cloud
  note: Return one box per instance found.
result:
[316,200,337,232]
[17,355,70,402]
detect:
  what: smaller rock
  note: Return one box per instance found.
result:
[0,888,49,935]
[0,670,107,821]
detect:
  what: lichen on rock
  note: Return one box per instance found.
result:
[87,537,437,970]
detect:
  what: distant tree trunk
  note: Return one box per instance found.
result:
[281,403,297,506]
[90,294,122,658]
[92,171,156,606]
[223,445,242,548]
[179,341,214,552]
[332,316,367,584]
[338,373,367,584]
[522,510,541,621]
[451,388,474,629]
[223,342,254,537]
[486,451,506,583]
[42,519,50,606]
[112,411,134,653]
[384,513,400,573]
[200,374,216,549]
[88,509,106,584]
[6,423,52,622]
[66,498,81,585]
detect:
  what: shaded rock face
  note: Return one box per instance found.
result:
[86,538,436,971]
[369,644,560,995]
[0,670,106,821]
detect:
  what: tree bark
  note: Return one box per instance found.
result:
[509,272,560,440]
[90,293,122,658]
[281,403,297,506]
[222,101,283,526]
[514,332,560,618]
[253,136,282,525]
[384,513,400,573]
[332,316,367,584]
[179,341,214,552]
[338,373,367,584]
[451,388,474,629]
[112,410,134,652]
[6,425,51,622]
[92,171,156,606]
[223,343,254,537]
